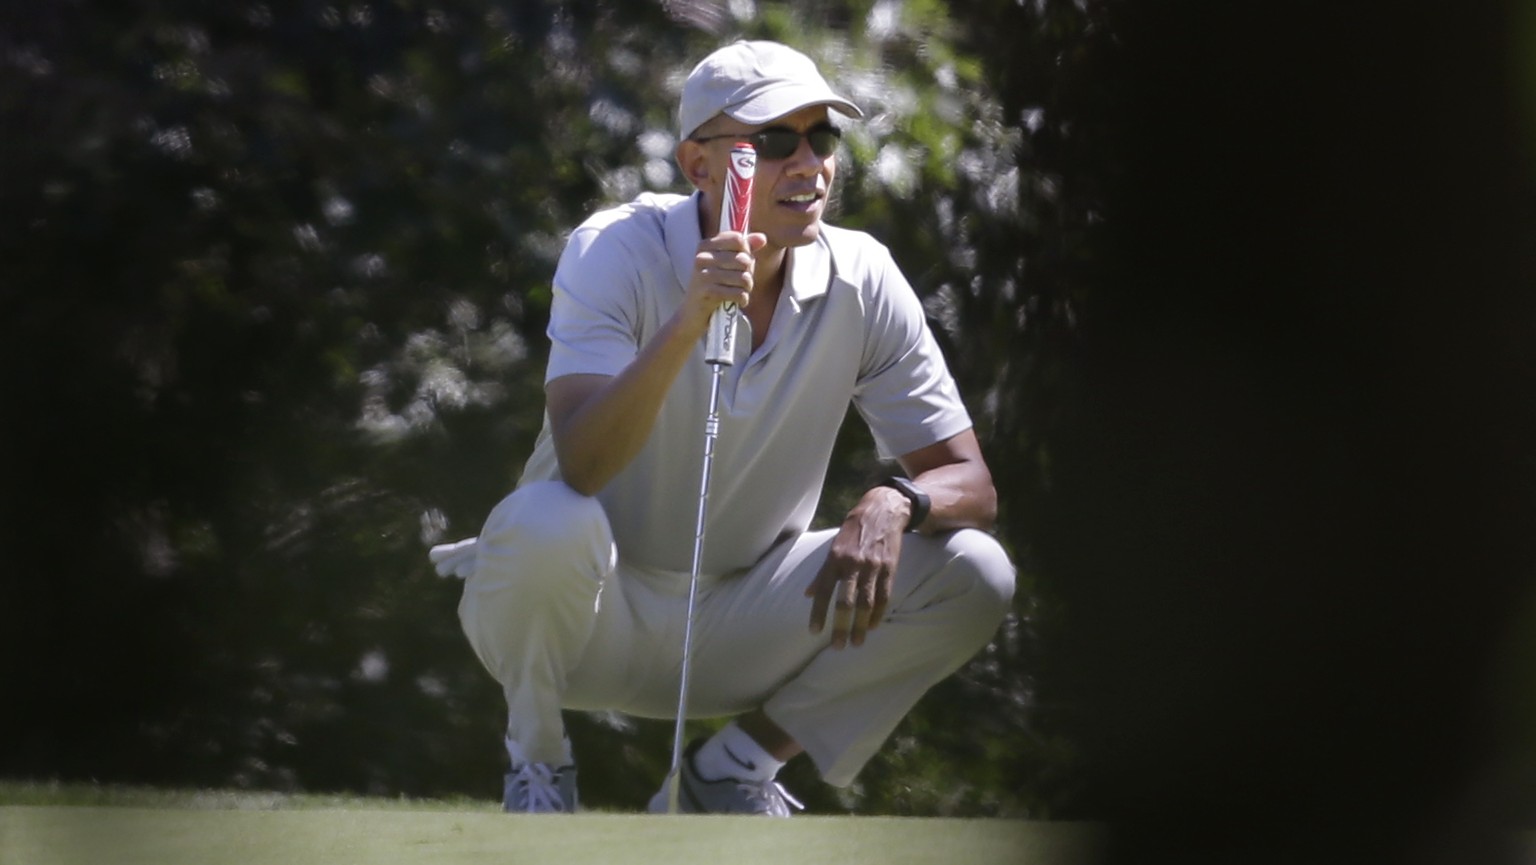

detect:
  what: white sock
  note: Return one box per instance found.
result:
[693,721,784,782]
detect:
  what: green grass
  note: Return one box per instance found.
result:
[0,780,486,812]
[0,782,1104,865]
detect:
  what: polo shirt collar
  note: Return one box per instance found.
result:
[666,193,705,291]
[665,191,833,306]
[785,230,832,307]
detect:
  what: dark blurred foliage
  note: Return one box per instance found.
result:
[0,0,696,803]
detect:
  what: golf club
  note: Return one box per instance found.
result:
[665,140,755,814]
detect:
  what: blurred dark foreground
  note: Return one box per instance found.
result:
[1043,2,1536,864]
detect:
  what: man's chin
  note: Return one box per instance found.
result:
[772,223,822,249]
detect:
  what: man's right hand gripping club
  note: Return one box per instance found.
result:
[681,229,768,339]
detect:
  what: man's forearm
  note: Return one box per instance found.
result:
[884,430,998,534]
[910,460,997,533]
[549,315,702,496]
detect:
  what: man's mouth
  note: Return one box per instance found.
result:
[778,191,821,210]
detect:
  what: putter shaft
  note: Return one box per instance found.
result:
[666,362,726,813]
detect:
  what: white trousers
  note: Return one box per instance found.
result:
[458,480,1015,787]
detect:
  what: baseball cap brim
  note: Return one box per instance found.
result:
[721,80,865,128]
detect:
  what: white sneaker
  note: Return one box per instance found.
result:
[646,739,803,816]
[502,738,577,813]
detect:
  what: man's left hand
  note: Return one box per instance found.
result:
[805,486,912,649]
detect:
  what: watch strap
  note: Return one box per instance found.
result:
[880,476,931,532]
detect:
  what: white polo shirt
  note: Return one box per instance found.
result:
[517,192,971,576]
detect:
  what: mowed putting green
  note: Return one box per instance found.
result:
[0,787,1102,865]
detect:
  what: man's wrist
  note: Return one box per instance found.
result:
[879,476,931,532]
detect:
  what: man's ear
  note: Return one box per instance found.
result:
[675,139,711,191]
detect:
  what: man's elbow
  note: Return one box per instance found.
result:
[974,484,999,531]
[551,443,605,498]
[562,474,603,498]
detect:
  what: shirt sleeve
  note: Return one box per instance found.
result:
[545,222,643,384]
[852,244,973,460]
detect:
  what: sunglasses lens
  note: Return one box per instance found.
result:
[756,130,802,160]
[807,128,839,157]
[751,127,840,159]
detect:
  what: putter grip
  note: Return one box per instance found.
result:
[706,142,755,367]
[705,305,735,365]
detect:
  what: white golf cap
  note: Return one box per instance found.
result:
[678,40,864,139]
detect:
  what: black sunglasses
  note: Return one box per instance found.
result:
[692,124,842,160]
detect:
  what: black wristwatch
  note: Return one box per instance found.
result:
[880,476,931,532]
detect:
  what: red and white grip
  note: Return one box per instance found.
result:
[706,142,755,366]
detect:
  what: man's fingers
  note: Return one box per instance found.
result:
[867,571,894,633]
[702,245,754,307]
[831,572,860,649]
[831,604,855,648]
[702,232,754,263]
[693,234,756,296]
[867,597,889,632]
[850,606,873,646]
[694,255,753,284]
[808,591,831,635]
[848,566,888,646]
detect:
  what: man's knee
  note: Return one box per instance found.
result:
[458,482,613,713]
[942,528,1016,623]
[474,480,616,594]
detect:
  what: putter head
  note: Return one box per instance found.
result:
[666,771,682,814]
[646,766,685,815]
